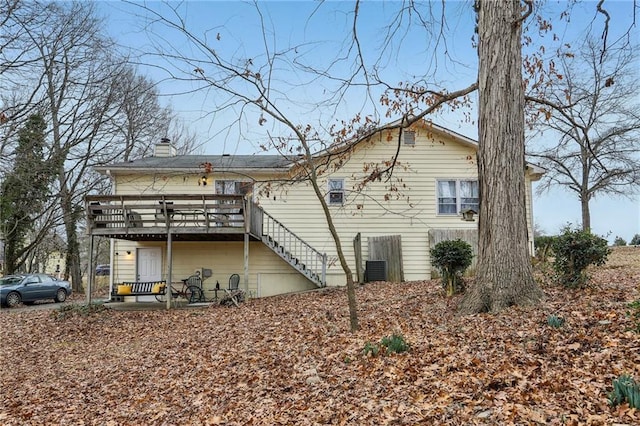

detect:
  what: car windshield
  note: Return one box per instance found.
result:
[0,275,25,286]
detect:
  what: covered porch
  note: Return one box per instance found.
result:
[84,194,326,308]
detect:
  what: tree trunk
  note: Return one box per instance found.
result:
[580,195,591,231]
[459,0,543,313]
[300,138,359,332]
[4,234,19,274]
[59,181,83,293]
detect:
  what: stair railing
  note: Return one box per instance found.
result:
[257,207,326,286]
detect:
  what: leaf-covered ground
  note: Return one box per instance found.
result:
[1,247,639,425]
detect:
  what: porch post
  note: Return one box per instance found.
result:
[86,235,94,305]
[166,231,173,310]
[244,232,249,295]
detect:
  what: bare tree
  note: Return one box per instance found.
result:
[526,38,640,230]
[110,66,173,162]
[10,2,180,290]
[126,0,636,319]
[126,1,372,330]
[0,0,52,164]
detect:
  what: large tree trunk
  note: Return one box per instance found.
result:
[580,195,591,231]
[459,0,543,313]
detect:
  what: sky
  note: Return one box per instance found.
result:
[97,0,640,243]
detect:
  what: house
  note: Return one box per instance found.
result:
[86,120,543,301]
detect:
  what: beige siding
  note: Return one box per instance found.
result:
[111,240,314,297]
[257,127,481,283]
[109,125,539,293]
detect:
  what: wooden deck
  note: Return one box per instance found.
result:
[85,194,263,241]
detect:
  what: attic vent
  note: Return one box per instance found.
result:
[402,130,416,145]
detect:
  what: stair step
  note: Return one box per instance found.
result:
[261,230,324,287]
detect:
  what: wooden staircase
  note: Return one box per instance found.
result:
[256,209,326,287]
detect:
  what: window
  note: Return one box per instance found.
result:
[215,180,252,196]
[402,130,416,145]
[437,179,479,214]
[328,178,345,205]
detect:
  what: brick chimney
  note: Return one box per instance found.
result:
[154,137,177,157]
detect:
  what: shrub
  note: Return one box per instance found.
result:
[380,333,410,354]
[613,236,627,246]
[52,302,109,320]
[551,226,610,288]
[362,333,410,357]
[608,374,640,408]
[534,235,557,262]
[630,234,640,246]
[430,239,473,296]
[362,341,380,357]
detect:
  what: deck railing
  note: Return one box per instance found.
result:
[85,194,326,286]
[85,194,246,234]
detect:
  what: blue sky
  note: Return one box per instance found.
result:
[98,1,639,242]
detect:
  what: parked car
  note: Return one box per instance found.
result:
[0,274,72,308]
[95,264,110,276]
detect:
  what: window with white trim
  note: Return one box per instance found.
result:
[437,179,479,214]
[215,180,252,196]
[328,178,345,205]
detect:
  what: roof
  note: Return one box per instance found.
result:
[94,155,293,174]
[94,119,544,179]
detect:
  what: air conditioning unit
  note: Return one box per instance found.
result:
[365,260,387,282]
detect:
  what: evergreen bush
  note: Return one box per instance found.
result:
[613,236,627,246]
[430,239,473,296]
[534,235,557,262]
[551,226,610,288]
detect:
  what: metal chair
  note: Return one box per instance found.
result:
[182,272,203,294]
[220,274,243,306]
[228,273,240,290]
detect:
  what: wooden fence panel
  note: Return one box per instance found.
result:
[428,229,478,278]
[368,235,404,282]
[353,233,364,284]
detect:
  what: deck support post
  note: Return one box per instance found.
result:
[244,233,249,295]
[166,231,173,310]
[87,235,94,304]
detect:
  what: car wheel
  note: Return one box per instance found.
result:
[6,292,21,308]
[54,288,67,303]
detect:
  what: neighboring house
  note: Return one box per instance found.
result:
[43,250,66,279]
[87,120,543,300]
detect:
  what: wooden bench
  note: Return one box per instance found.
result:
[112,281,167,298]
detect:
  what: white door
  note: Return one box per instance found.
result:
[137,248,162,301]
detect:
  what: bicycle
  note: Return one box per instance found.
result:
[155,276,203,303]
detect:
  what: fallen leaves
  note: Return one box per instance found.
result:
[0,247,639,425]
